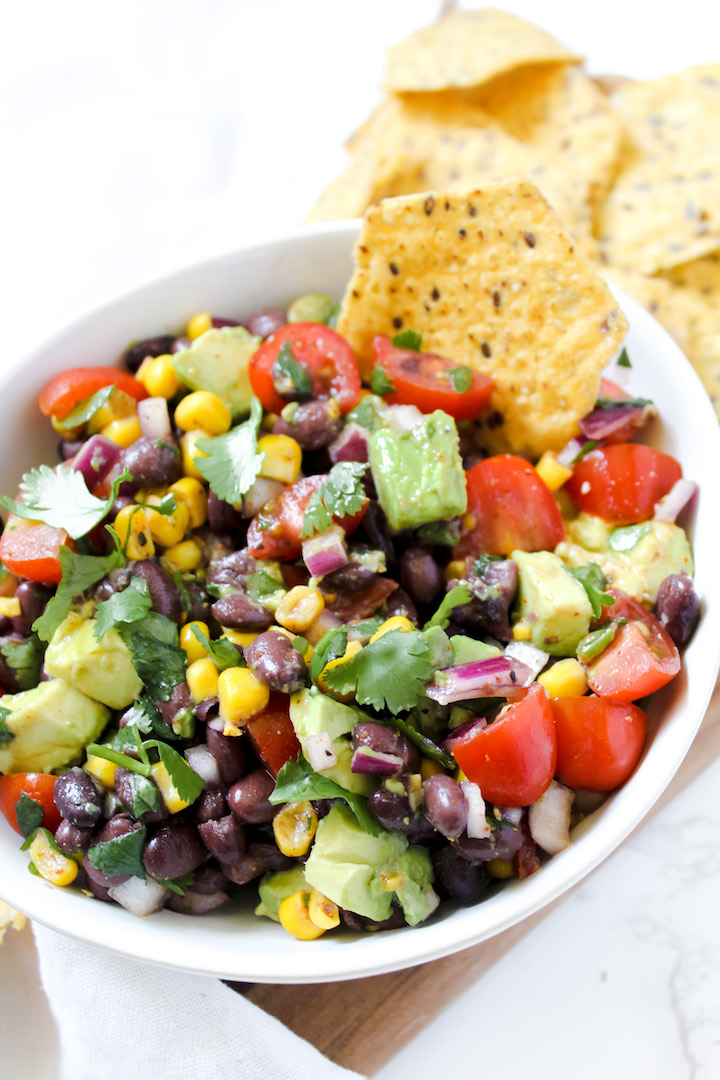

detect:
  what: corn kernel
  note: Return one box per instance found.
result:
[180,430,210,481]
[512,621,533,642]
[535,451,574,492]
[151,760,191,813]
[420,758,445,781]
[187,657,219,703]
[307,889,340,930]
[162,537,203,573]
[87,388,138,433]
[28,831,78,887]
[278,890,326,941]
[218,666,270,726]
[187,311,212,340]
[114,505,155,560]
[168,477,208,528]
[223,629,258,648]
[445,559,467,582]
[138,354,179,399]
[455,767,468,783]
[487,858,514,880]
[175,391,232,436]
[145,499,190,547]
[257,434,302,484]
[272,801,318,857]
[275,585,325,633]
[0,571,19,599]
[101,415,143,448]
[537,657,588,698]
[318,639,362,701]
[0,597,21,617]
[84,753,117,788]
[369,615,415,643]
[181,621,211,663]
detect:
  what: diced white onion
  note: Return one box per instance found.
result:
[186,744,221,784]
[380,403,424,433]
[242,476,286,517]
[653,478,698,522]
[138,397,172,440]
[528,780,574,855]
[460,780,491,839]
[303,731,337,772]
[108,876,169,917]
[504,641,549,683]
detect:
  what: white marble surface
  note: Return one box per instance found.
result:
[2,2,720,1077]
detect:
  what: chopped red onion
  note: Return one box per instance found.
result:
[138,397,172,440]
[556,437,586,469]
[302,526,349,578]
[242,476,285,518]
[303,731,337,772]
[71,435,122,489]
[351,746,403,776]
[305,609,342,644]
[427,656,534,706]
[528,780,574,855]
[328,423,369,463]
[653,478,698,523]
[460,780,491,839]
[108,876,169,917]
[443,716,488,753]
[186,744,221,785]
[579,403,650,442]
[504,641,549,682]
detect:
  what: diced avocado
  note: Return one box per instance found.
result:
[566,513,613,552]
[420,625,453,671]
[556,520,693,604]
[0,678,109,774]
[513,550,593,655]
[368,410,467,531]
[287,292,338,325]
[44,613,142,710]
[246,563,286,613]
[304,803,438,926]
[172,326,261,418]
[255,866,307,922]
[289,688,376,795]
[450,636,503,666]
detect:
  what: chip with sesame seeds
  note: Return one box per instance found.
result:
[336,179,628,458]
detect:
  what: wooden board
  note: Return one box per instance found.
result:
[241,676,720,1075]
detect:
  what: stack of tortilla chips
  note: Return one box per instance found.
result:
[308,8,720,416]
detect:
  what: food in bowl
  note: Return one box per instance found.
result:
[0,184,702,943]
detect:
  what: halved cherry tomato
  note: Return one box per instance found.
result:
[598,377,629,401]
[585,591,680,702]
[371,336,494,421]
[0,773,62,837]
[452,685,557,807]
[552,695,648,790]
[454,454,565,558]
[0,515,68,584]
[249,323,361,416]
[565,444,682,525]
[245,693,301,777]
[39,367,148,419]
[246,475,368,561]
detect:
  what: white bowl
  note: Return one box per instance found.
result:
[0,221,718,984]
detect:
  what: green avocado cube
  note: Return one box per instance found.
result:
[0,679,109,774]
[172,326,261,418]
[513,550,593,656]
[44,614,142,710]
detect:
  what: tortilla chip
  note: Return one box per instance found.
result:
[596,66,720,273]
[658,251,720,295]
[385,8,581,93]
[336,182,628,457]
[305,148,413,224]
[0,900,27,945]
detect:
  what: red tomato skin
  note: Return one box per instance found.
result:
[245,693,301,777]
[0,773,62,836]
[586,593,680,702]
[452,685,557,807]
[565,444,682,525]
[455,455,565,558]
[372,336,494,421]
[0,516,68,584]
[249,323,361,416]
[39,367,148,418]
[552,695,648,791]
[246,475,367,561]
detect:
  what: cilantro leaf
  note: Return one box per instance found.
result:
[190,625,241,671]
[385,714,454,770]
[424,583,472,630]
[15,792,45,839]
[144,740,205,803]
[391,329,422,351]
[0,465,132,539]
[347,395,385,432]
[616,348,632,369]
[270,757,380,836]
[33,546,126,643]
[0,706,14,747]
[122,772,162,820]
[310,627,348,685]
[87,825,147,879]
[569,564,615,619]
[595,396,653,410]
[1,634,44,691]
[272,342,313,402]
[118,612,187,701]
[195,397,265,504]
[448,365,473,393]
[119,693,182,741]
[370,365,396,395]
[324,629,432,714]
[301,461,367,539]
[55,383,116,428]
[94,576,152,641]
[137,492,178,517]
[417,519,461,547]
[153,872,195,896]
[571,439,598,464]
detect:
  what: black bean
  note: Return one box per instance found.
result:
[167,885,231,915]
[11,581,52,637]
[423,775,468,839]
[184,581,211,624]
[121,435,182,490]
[227,769,276,824]
[143,825,207,880]
[384,586,419,625]
[244,629,307,693]
[197,814,246,863]
[59,437,87,461]
[123,334,176,373]
[211,591,273,631]
[207,550,257,590]
[398,546,443,607]
[54,767,105,829]
[207,491,246,534]
[323,552,378,593]
[55,820,95,854]
[246,839,292,872]
[195,696,220,723]
[341,905,406,932]
[351,722,402,757]
[172,336,191,353]
[453,559,518,641]
[221,839,294,886]
[84,816,142,890]
[153,681,194,733]
[114,768,168,824]
[246,308,287,339]
[368,788,437,844]
[127,560,183,624]
[274,400,342,450]
[358,502,396,567]
[206,728,246,785]
[655,572,701,646]
[195,784,228,823]
[431,846,490,905]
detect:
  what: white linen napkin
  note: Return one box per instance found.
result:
[31,923,365,1080]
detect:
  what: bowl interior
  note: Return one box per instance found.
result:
[1,221,719,983]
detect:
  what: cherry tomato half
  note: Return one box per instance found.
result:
[371,336,494,421]
[454,454,565,558]
[246,475,368,561]
[585,591,680,702]
[552,695,648,791]
[0,516,68,584]
[0,773,62,837]
[565,444,682,525]
[249,323,361,416]
[452,685,557,807]
[39,367,148,419]
[245,693,301,777]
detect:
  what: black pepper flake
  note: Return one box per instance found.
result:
[444,200,451,210]
[431,286,440,301]
[389,261,399,275]
[352,290,360,299]
[524,232,536,248]
[139,532,148,546]
[492,290,501,308]
[510,670,517,684]
[424,196,435,215]
[392,316,403,330]
[481,342,491,358]
[469,205,478,217]
[458,228,467,238]
[486,410,504,430]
